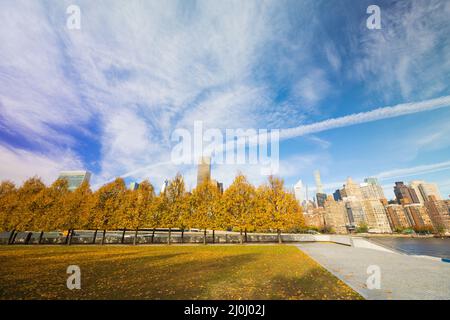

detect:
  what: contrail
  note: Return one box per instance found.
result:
[279,95,450,139]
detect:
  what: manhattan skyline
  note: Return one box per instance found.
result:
[1,0,450,198]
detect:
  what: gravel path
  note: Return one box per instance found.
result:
[296,243,450,300]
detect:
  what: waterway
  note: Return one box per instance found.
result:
[370,237,450,259]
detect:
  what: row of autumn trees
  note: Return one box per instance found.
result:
[0,174,304,240]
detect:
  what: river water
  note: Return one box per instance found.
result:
[370,237,450,259]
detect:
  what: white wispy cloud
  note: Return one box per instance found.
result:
[280,95,450,140]
[0,144,82,185]
[353,0,450,100]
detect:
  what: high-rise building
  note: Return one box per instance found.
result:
[197,156,211,186]
[211,179,224,194]
[333,189,342,201]
[385,204,411,230]
[323,196,348,234]
[403,204,433,229]
[160,179,169,194]
[316,193,327,208]
[340,177,363,200]
[314,170,323,194]
[361,199,391,233]
[409,180,442,204]
[344,196,367,227]
[362,177,385,200]
[58,171,91,191]
[294,180,305,204]
[394,182,420,204]
[425,195,450,232]
[129,182,140,190]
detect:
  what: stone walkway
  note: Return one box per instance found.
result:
[296,243,450,300]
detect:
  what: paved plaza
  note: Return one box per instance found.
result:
[297,243,450,300]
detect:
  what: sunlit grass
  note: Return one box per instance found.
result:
[0,245,362,300]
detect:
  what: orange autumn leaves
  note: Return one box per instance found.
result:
[0,174,304,233]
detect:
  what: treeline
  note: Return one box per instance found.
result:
[0,174,304,242]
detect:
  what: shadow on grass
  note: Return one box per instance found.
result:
[268,267,363,300]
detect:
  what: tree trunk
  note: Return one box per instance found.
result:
[181,229,184,244]
[225,234,228,244]
[25,232,32,245]
[11,231,18,244]
[101,229,106,245]
[245,229,248,243]
[167,228,171,245]
[92,229,98,244]
[8,229,16,245]
[38,231,44,244]
[121,228,126,244]
[240,230,243,244]
[278,229,282,244]
[213,230,215,244]
[133,229,138,245]
[151,228,155,244]
[68,230,73,245]
[65,229,71,245]
[203,229,207,245]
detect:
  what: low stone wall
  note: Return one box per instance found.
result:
[0,231,390,248]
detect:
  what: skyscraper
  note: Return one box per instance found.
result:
[425,195,450,232]
[58,171,91,191]
[323,196,348,234]
[394,182,420,204]
[409,180,442,204]
[313,170,327,207]
[197,156,211,186]
[129,182,140,190]
[363,177,385,200]
[294,180,305,204]
[314,170,323,194]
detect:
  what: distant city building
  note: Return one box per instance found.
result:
[425,195,450,232]
[409,180,442,204]
[160,179,169,194]
[294,180,305,204]
[340,177,363,200]
[323,196,348,234]
[361,199,391,233]
[58,171,91,191]
[314,170,324,194]
[333,189,342,201]
[211,179,224,194]
[197,156,211,186]
[394,182,420,205]
[361,177,385,200]
[129,182,140,190]
[385,204,411,230]
[403,204,433,229]
[344,196,367,228]
[316,193,327,208]
[303,207,325,230]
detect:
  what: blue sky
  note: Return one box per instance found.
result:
[0,0,450,199]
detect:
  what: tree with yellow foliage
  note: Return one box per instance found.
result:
[13,177,46,231]
[222,173,256,244]
[60,181,93,241]
[257,176,304,243]
[128,180,156,244]
[160,174,187,244]
[90,178,127,243]
[190,178,222,244]
[0,181,18,232]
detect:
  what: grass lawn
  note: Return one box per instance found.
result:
[0,245,362,300]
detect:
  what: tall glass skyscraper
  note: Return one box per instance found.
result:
[58,171,91,191]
